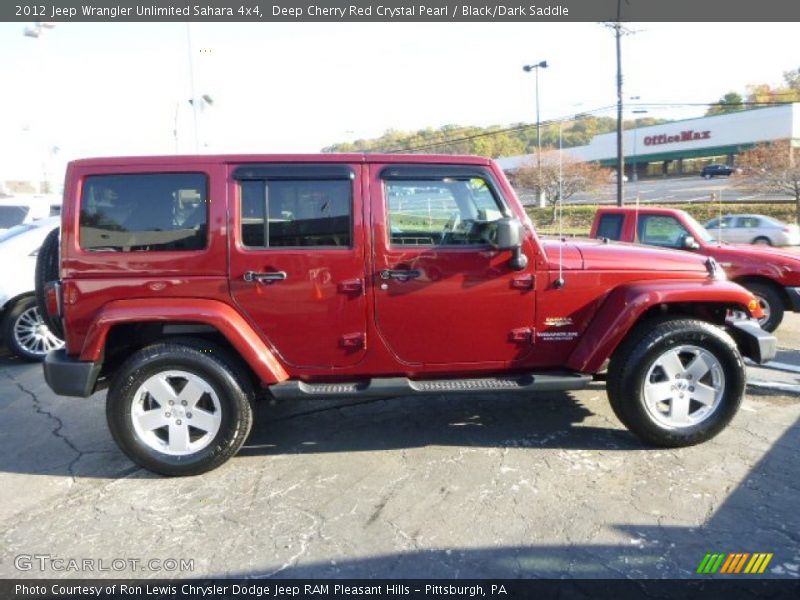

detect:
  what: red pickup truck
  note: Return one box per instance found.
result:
[590,207,800,332]
[37,155,773,475]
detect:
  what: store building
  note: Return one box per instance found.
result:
[498,103,800,179]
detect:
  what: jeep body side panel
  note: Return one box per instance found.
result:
[79,298,289,384]
[565,279,758,373]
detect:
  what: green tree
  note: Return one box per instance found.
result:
[705,92,744,116]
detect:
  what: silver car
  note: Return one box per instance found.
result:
[704,214,800,247]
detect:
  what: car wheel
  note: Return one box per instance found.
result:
[34,227,64,339]
[742,281,784,332]
[106,338,255,476]
[752,236,772,246]
[607,318,745,447]
[703,173,712,179]
[2,295,65,361]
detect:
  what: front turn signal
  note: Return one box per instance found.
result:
[748,298,764,319]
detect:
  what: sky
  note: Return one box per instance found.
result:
[0,21,797,186]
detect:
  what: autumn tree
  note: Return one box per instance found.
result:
[513,151,608,221]
[735,141,800,223]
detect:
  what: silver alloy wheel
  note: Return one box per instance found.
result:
[13,305,64,356]
[642,344,725,429]
[131,370,222,456]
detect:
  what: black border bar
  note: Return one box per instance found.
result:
[4,579,800,600]
[4,1,800,22]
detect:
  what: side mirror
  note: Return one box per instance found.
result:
[495,217,523,250]
[683,235,700,250]
[494,217,528,271]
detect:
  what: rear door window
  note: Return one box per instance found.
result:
[239,179,351,248]
[79,173,208,252]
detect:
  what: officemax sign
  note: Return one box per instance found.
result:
[643,130,712,146]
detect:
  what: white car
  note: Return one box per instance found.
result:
[0,195,62,234]
[705,214,800,247]
[0,217,65,360]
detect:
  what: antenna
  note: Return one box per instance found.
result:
[553,119,565,289]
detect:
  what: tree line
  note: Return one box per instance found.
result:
[706,67,800,116]
[322,115,667,158]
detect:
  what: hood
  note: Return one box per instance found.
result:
[709,242,800,264]
[542,238,709,273]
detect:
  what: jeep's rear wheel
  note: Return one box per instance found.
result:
[607,318,745,447]
[106,339,254,476]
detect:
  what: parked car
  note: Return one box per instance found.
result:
[704,214,800,247]
[700,164,735,178]
[591,206,800,331]
[0,217,65,360]
[608,171,628,183]
[0,195,62,233]
[38,154,772,475]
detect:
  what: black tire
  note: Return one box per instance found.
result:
[106,338,255,476]
[743,281,784,332]
[752,236,772,246]
[2,296,63,361]
[607,318,745,447]
[34,227,64,339]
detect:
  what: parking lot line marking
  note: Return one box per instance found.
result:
[747,379,800,394]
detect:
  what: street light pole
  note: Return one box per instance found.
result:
[629,100,647,183]
[523,60,548,207]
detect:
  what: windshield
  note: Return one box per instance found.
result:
[0,205,30,229]
[683,213,714,243]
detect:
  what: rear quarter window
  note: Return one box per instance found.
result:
[79,173,208,252]
[595,213,624,241]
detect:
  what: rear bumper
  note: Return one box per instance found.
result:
[785,286,800,312]
[43,349,101,398]
[727,320,777,365]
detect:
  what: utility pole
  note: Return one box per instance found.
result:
[614,0,624,206]
[604,3,636,206]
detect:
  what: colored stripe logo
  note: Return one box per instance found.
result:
[696,552,773,574]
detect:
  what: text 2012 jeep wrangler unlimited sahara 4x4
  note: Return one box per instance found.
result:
[38,154,776,476]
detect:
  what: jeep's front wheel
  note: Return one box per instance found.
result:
[607,318,745,447]
[106,340,254,476]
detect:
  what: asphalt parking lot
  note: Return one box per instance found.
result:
[1,317,799,580]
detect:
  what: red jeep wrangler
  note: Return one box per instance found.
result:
[38,155,775,475]
[590,206,800,332]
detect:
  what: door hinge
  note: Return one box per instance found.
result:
[509,327,534,344]
[340,332,366,349]
[511,274,534,290]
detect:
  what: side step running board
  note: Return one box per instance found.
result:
[269,371,592,400]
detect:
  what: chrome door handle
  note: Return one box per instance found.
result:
[244,271,287,283]
[380,269,422,280]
